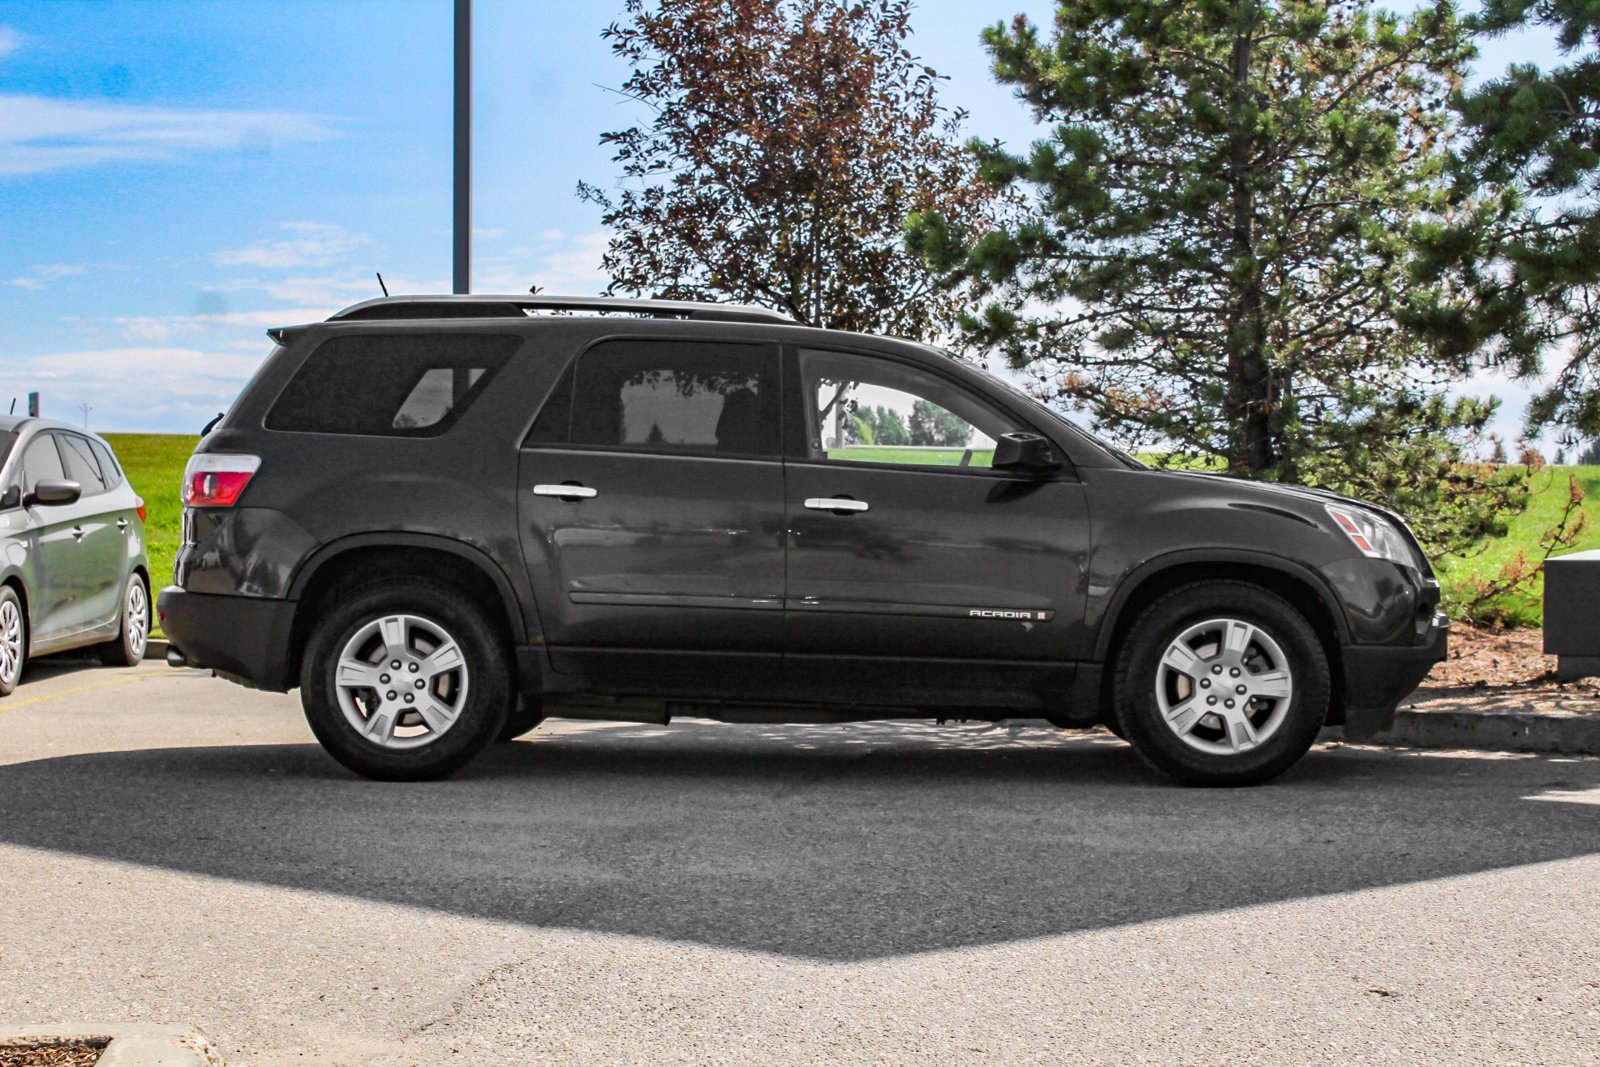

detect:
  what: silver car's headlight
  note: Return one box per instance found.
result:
[1325,504,1413,565]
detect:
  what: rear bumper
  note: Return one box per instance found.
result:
[157,586,297,692]
[1338,611,1449,740]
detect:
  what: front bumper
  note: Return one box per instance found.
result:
[157,586,298,692]
[1337,610,1449,740]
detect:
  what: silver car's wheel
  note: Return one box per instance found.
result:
[99,574,150,667]
[0,593,23,693]
[1155,617,1294,756]
[125,579,149,660]
[333,613,471,750]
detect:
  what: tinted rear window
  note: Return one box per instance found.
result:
[527,339,778,457]
[266,333,519,436]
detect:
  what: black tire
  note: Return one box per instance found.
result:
[496,698,546,743]
[97,572,150,667]
[1113,580,1329,787]
[0,585,25,697]
[299,579,511,781]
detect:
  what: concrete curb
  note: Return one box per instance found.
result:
[143,637,169,662]
[0,1023,222,1065]
[1363,708,1600,756]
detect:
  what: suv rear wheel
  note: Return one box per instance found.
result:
[300,579,511,780]
[1113,580,1329,786]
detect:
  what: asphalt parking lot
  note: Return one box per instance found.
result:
[1,658,1598,1065]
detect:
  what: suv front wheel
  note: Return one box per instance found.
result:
[1113,580,1330,786]
[300,580,511,780]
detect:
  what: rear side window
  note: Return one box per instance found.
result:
[57,433,108,494]
[89,439,124,489]
[528,339,778,457]
[266,333,519,437]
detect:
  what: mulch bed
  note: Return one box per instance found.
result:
[0,1043,107,1067]
[1404,623,1600,716]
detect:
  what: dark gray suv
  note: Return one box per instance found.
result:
[158,295,1447,785]
[0,417,152,693]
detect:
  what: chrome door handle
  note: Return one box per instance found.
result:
[804,497,869,513]
[533,483,598,499]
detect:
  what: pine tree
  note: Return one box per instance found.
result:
[909,0,1524,559]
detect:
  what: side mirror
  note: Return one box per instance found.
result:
[25,479,81,508]
[991,432,1062,474]
[0,486,18,511]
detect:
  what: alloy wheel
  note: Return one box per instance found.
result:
[1154,617,1294,756]
[333,613,471,750]
[125,580,148,660]
[0,599,21,687]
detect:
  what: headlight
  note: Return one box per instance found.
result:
[1325,504,1413,565]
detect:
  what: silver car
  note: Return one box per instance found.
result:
[0,417,151,693]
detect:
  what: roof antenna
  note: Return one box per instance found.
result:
[7,399,13,415]
[528,284,544,295]
[376,272,390,297]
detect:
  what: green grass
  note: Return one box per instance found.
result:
[1434,464,1600,626]
[103,433,198,596]
[827,445,995,467]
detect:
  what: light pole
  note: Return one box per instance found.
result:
[453,0,471,294]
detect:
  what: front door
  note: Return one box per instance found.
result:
[16,433,86,644]
[518,337,786,687]
[783,346,1089,696]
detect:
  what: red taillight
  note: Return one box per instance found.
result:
[181,454,261,508]
[135,497,147,524]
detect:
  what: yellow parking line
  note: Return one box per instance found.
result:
[0,670,166,713]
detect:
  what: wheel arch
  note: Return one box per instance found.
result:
[0,572,27,652]
[286,536,529,686]
[1093,552,1349,725]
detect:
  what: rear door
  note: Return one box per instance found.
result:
[54,431,128,629]
[518,336,786,683]
[782,346,1090,694]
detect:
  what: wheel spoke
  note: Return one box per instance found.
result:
[1164,698,1202,735]
[1223,620,1256,659]
[420,640,464,680]
[1250,670,1291,700]
[378,615,407,658]
[364,707,398,745]
[1160,641,1202,678]
[415,694,458,734]
[336,658,384,690]
[1224,711,1259,751]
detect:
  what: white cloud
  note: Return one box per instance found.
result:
[213,222,370,269]
[472,227,505,240]
[9,263,87,290]
[475,230,612,296]
[0,27,24,60]
[0,93,338,176]
[538,229,565,241]
[111,305,344,344]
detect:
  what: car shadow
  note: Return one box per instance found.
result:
[0,723,1596,962]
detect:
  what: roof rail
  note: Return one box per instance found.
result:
[328,294,797,326]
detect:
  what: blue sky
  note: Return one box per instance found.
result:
[0,1,1563,440]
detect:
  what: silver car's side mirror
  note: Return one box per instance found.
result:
[25,479,81,508]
